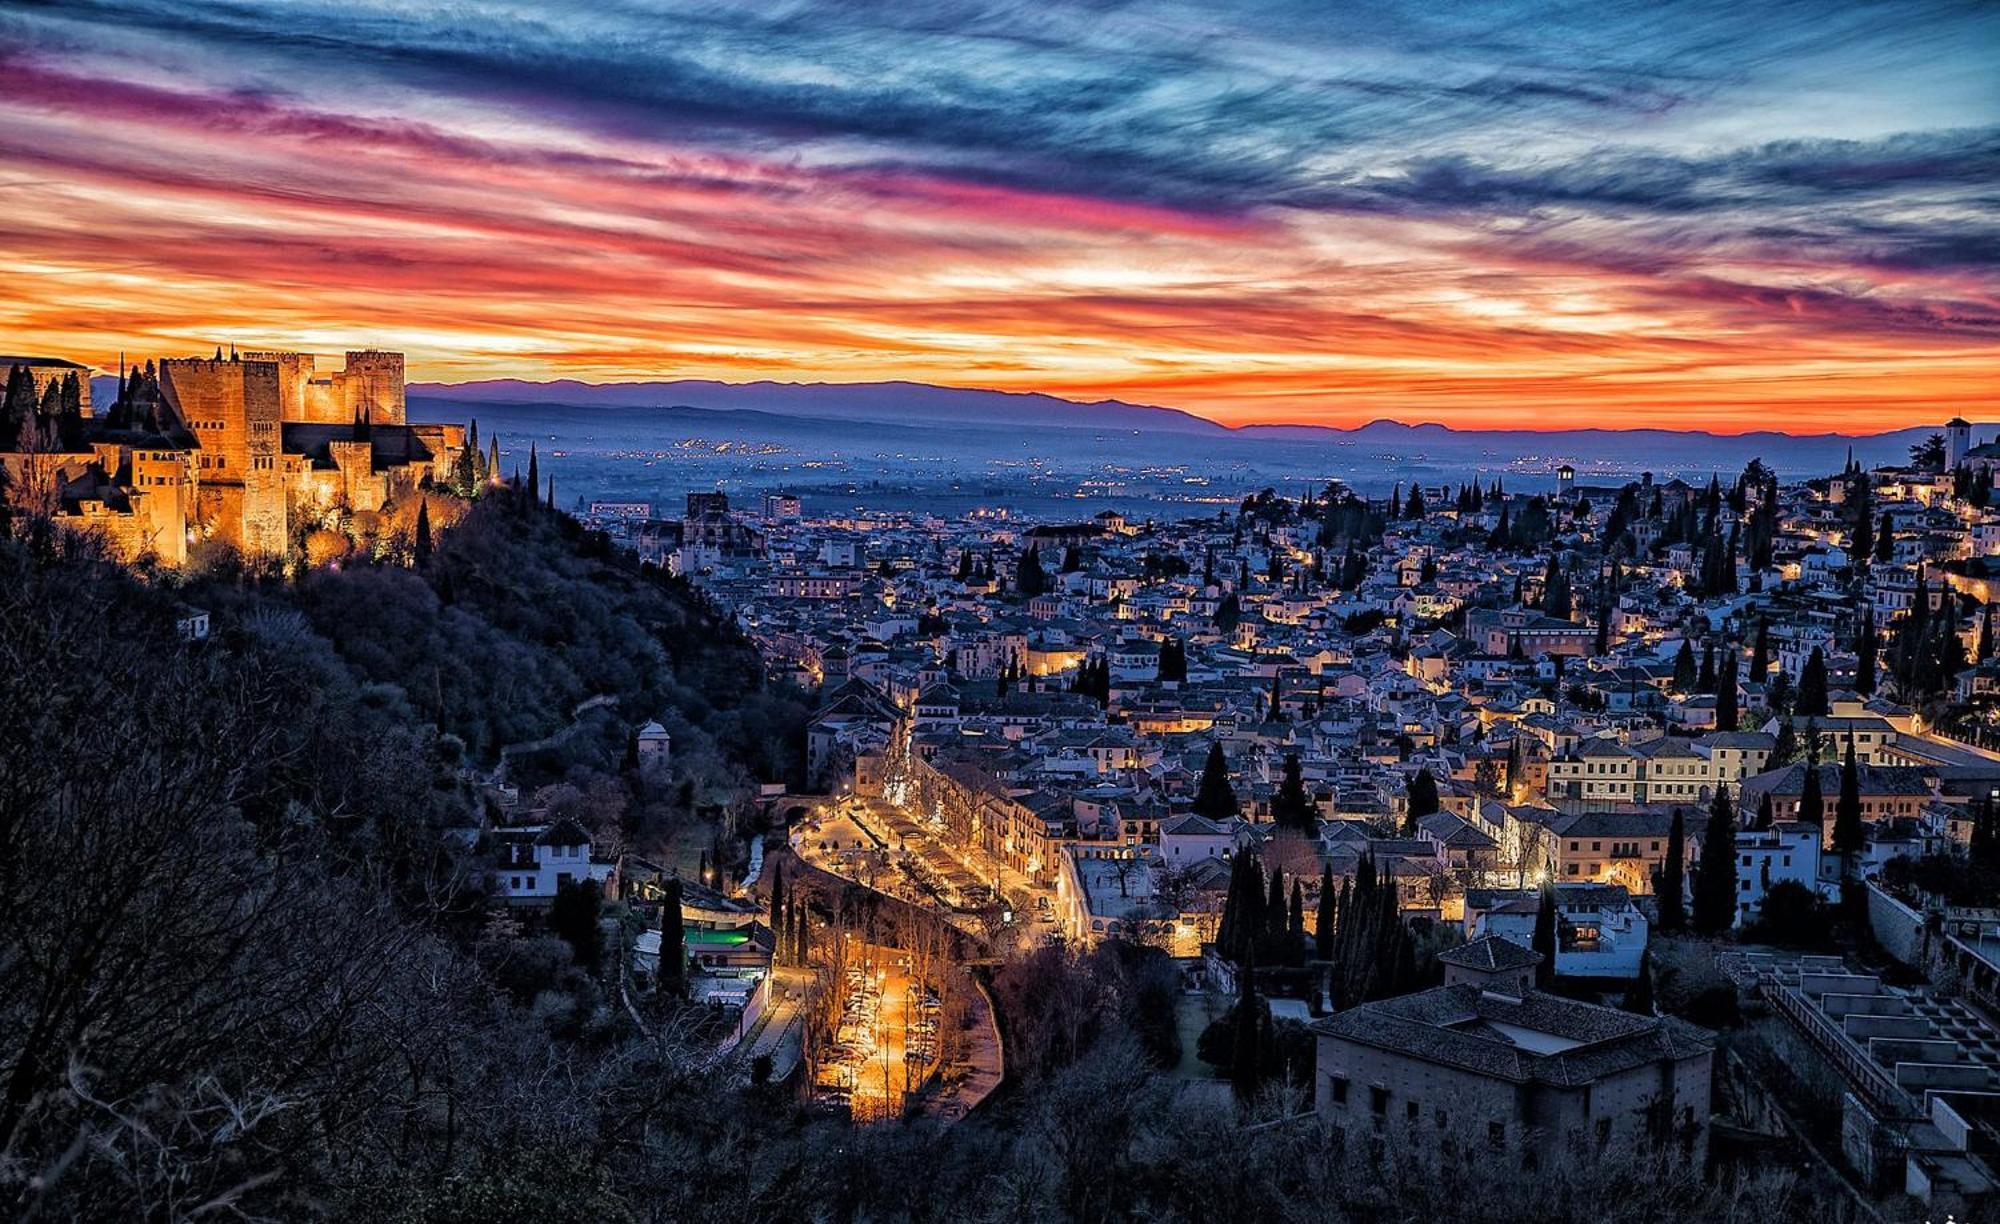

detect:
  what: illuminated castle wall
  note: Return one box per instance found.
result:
[3,347,460,565]
[240,349,406,425]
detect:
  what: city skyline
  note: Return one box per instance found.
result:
[2,1,1997,434]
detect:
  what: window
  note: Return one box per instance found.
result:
[1330,1077,1348,1105]
[1406,1101,1420,1123]
[1370,1087,1390,1117]
[1488,1121,1506,1150]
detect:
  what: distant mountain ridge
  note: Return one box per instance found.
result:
[407,375,1971,447]
[410,377,1228,436]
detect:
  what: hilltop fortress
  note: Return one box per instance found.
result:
[0,348,470,565]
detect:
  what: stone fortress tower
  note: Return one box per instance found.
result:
[159,353,290,557]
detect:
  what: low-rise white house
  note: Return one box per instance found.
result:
[491,818,610,903]
[1159,813,1237,865]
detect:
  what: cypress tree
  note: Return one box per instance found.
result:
[1216,856,1244,960]
[1798,760,1825,831]
[1797,647,1829,717]
[1657,808,1688,932]
[1672,640,1697,691]
[413,497,433,567]
[769,862,786,952]
[1692,785,1740,935]
[1531,885,1559,987]
[1016,545,1047,597]
[1264,868,1286,959]
[1716,650,1739,731]
[1833,739,1865,857]
[1750,618,1770,683]
[1541,554,1572,619]
[1240,855,1266,957]
[1314,865,1337,961]
[1625,950,1657,1015]
[1856,608,1878,696]
[1193,742,1239,820]
[1404,767,1440,833]
[1230,953,1265,1102]
[452,433,478,495]
[659,878,687,997]
[1273,752,1314,832]
[525,443,539,510]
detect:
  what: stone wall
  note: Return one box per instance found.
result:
[1866,881,1928,967]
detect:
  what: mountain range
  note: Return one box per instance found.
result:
[89,372,1974,470]
[408,377,1969,465]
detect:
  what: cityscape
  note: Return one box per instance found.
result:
[2,1,1998,1222]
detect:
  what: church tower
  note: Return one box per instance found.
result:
[1947,417,1972,471]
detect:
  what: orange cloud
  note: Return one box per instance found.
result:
[0,55,1993,435]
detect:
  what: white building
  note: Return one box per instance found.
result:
[491,818,609,902]
[1733,822,1825,927]
[1466,884,1650,979]
[636,720,672,770]
[1159,813,1237,865]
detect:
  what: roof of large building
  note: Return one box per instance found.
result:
[1312,983,1712,1088]
[1739,760,1934,800]
[1554,810,1703,839]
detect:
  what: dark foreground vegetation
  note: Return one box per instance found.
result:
[0,497,1822,1221]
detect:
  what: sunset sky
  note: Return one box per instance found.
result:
[0,1,1995,432]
